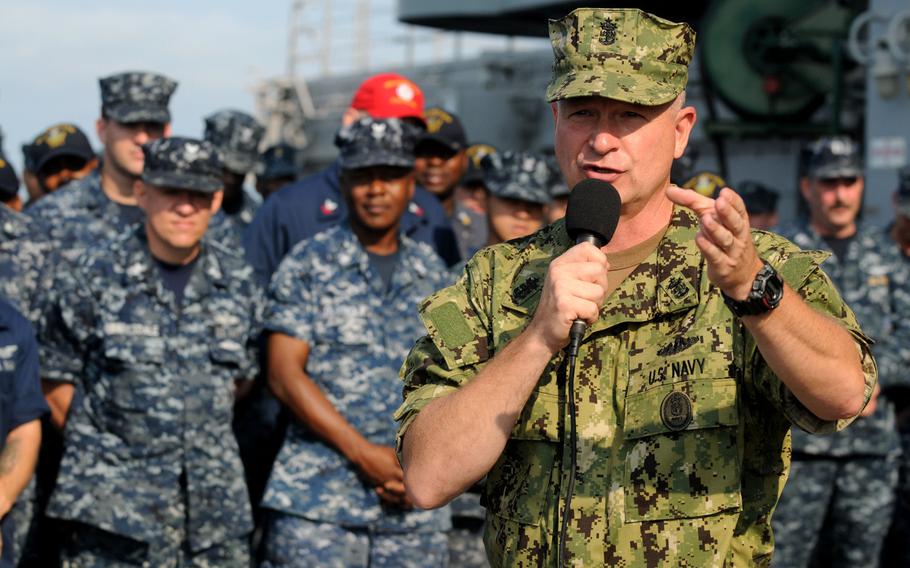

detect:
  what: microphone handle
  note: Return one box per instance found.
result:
[566,233,604,357]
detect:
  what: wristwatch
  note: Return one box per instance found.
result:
[722,260,784,317]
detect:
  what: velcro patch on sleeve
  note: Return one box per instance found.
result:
[427,302,475,349]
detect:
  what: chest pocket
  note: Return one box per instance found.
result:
[101,335,166,406]
[99,335,178,455]
[623,376,742,522]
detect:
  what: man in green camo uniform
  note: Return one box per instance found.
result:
[395,7,877,567]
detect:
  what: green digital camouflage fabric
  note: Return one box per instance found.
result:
[396,206,876,567]
[546,8,696,104]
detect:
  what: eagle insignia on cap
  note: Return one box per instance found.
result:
[600,19,617,46]
[425,108,453,134]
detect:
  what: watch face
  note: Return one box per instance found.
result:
[723,262,782,316]
[760,268,784,309]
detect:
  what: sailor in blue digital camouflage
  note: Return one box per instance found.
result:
[396,8,876,567]
[38,136,262,567]
[255,143,298,200]
[260,116,451,567]
[771,136,907,567]
[203,109,265,249]
[481,150,551,245]
[446,149,556,282]
[25,71,176,263]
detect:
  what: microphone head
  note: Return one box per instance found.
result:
[564,179,622,246]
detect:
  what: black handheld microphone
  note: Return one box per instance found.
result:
[563,179,622,357]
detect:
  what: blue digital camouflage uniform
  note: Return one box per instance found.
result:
[39,137,261,567]
[770,223,907,567]
[41,227,261,567]
[260,116,450,566]
[25,171,142,264]
[0,205,49,320]
[396,206,877,567]
[260,223,452,567]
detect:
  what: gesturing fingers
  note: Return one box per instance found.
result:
[666,185,716,216]
[700,212,737,253]
[714,188,749,237]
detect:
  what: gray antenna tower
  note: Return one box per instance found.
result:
[254,0,318,149]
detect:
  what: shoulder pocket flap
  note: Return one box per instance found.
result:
[771,249,828,291]
[625,379,739,440]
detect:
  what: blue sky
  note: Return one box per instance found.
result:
[1,1,288,171]
[0,0,543,174]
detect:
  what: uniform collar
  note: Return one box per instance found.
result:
[121,225,228,308]
[334,222,430,294]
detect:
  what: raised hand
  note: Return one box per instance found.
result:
[666,185,764,300]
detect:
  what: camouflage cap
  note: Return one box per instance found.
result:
[257,143,298,181]
[335,117,419,170]
[100,71,177,124]
[546,8,696,105]
[141,137,222,193]
[482,151,553,205]
[804,136,862,179]
[203,109,266,175]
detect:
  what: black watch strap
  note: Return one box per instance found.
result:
[722,261,784,317]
